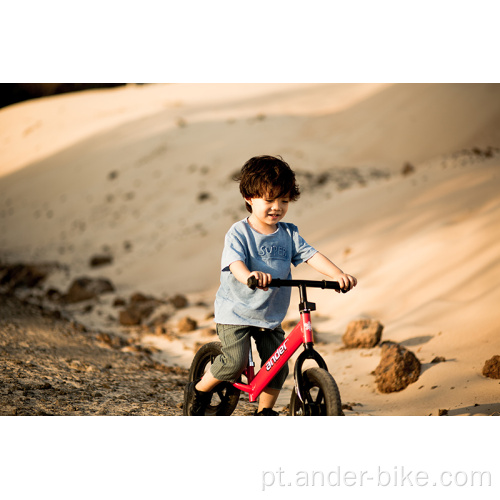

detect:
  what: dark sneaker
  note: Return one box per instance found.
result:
[254,408,279,416]
[184,381,212,416]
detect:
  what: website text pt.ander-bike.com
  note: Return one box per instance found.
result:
[261,466,493,491]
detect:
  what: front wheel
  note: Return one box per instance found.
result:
[289,367,342,416]
[184,341,240,416]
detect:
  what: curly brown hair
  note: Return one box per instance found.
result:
[235,155,300,213]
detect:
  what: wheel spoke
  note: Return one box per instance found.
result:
[314,389,324,405]
[215,387,227,402]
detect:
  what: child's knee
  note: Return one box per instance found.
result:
[211,350,248,382]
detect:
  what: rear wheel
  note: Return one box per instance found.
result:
[289,367,342,416]
[185,341,240,416]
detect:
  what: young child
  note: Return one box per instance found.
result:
[185,155,357,416]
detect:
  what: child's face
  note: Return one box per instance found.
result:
[245,193,290,233]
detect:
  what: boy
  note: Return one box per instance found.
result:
[185,155,357,416]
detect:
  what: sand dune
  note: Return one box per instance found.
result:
[1,83,499,415]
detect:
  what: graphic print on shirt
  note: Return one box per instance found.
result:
[258,244,288,260]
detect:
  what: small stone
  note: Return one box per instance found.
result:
[178,316,197,332]
[130,292,151,303]
[431,356,446,364]
[402,162,415,176]
[89,255,113,267]
[170,294,188,309]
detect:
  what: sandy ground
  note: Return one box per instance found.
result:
[1,83,500,416]
[0,292,264,416]
[0,293,186,416]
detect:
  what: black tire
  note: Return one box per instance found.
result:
[185,341,240,416]
[289,367,342,416]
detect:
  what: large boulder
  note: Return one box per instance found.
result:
[374,342,421,393]
[342,319,383,348]
[482,355,500,379]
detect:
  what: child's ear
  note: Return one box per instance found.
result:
[243,198,253,213]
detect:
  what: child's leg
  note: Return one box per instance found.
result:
[195,370,221,392]
[258,388,281,412]
[196,324,251,393]
[254,326,290,411]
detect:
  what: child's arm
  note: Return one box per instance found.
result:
[306,252,357,291]
[229,260,272,290]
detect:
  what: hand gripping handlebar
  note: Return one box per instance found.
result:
[247,276,342,292]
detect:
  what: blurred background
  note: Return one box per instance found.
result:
[0,83,127,109]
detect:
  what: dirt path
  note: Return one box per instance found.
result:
[0,293,264,416]
[0,293,189,415]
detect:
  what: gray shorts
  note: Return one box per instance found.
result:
[210,324,289,391]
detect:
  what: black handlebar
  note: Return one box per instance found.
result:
[247,276,342,291]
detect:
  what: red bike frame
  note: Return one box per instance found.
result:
[232,277,341,403]
[233,310,314,402]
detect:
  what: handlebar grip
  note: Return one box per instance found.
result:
[247,276,345,291]
[322,280,341,291]
[247,276,259,290]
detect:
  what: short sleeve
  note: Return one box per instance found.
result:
[221,229,248,271]
[291,227,317,267]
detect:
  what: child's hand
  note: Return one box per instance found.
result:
[335,273,357,293]
[248,271,272,291]
[306,253,357,293]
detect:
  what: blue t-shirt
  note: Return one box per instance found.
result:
[214,218,317,328]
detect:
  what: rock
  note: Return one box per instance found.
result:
[96,333,113,345]
[431,356,446,364]
[482,355,500,379]
[119,308,143,326]
[342,319,383,348]
[374,342,421,393]
[148,312,171,328]
[0,263,49,289]
[178,317,197,332]
[113,297,127,307]
[63,277,115,303]
[89,254,113,268]
[402,162,415,176]
[170,294,188,309]
[130,292,151,303]
[118,293,161,326]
